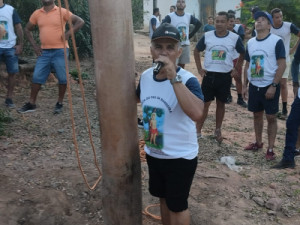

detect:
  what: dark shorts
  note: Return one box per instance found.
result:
[0,48,19,74]
[146,154,197,212]
[248,83,280,115]
[201,71,232,102]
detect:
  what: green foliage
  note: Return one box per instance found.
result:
[6,0,93,58]
[69,69,90,80]
[6,0,143,58]
[0,109,13,136]
[132,0,143,29]
[241,0,300,27]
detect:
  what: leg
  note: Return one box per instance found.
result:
[160,198,171,225]
[253,111,264,146]
[58,84,67,103]
[169,209,190,225]
[265,114,277,150]
[29,83,42,104]
[216,99,225,130]
[7,73,16,99]
[280,78,288,113]
[196,101,212,134]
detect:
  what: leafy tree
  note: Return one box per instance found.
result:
[241,0,300,27]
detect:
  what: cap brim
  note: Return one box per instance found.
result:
[151,36,180,42]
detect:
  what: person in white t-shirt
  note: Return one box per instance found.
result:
[149,8,161,39]
[194,11,245,143]
[243,11,286,161]
[270,8,300,120]
[136,23,204,225]
[162,0,201,69]
[0,0,23,108]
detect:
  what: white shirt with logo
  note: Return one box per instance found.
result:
[0,4,17,48]
[203,31,240,73]
[139,68,198,160]
[169,12,191,46]
[246,34,282,87]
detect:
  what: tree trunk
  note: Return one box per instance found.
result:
[88,0,142,224]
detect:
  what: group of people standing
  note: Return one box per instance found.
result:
[0,0,84,114]
[143,1,300,224]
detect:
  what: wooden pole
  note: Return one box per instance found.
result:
[88,0,142,224]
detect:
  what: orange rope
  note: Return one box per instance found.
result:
[142,204,161,221]
[57,0,102,190]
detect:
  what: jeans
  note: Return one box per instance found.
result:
[283,94,300,161]
[0,47,19,74]
[291,58,300,83]
[32,48,69,84]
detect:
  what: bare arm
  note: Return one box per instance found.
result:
[14,23,23,55]
[24,21,42,56]
[242,61,249,100]
[65,14,85,40]
[265,58,286,99]
[231,53,244,78]
[290,36,300,55]
[193,47,206,77]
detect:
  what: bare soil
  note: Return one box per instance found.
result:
[0,33,300,225]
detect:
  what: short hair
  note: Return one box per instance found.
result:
[228,13,236,20]
[153,8,159,14]
[228,10,236,15]
[251,6,260,14]
[271,8,282,17]
[217,11,229,20]
[170,5,176,10]
[208,16,214,19]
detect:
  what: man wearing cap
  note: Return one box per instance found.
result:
[243,11,286,160]
[270,8,300,120]
[193,11,245,143]
[162,0,201,69]
[136,23,204,225]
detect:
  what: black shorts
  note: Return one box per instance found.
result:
[248,83,280,115]
[201,71,232,102]
[146,154,197,212]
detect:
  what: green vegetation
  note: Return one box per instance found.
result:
[5,0,144,58]
[69,69,90,81]
[0,109,13,136]
[241,0,300,27]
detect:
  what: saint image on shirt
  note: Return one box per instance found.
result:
[251,55,264,78]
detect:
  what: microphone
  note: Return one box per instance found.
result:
[153,62,164,73]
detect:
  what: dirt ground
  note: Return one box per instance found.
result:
[1,32,300,225]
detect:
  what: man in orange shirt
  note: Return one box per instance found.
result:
[18,0,84,114]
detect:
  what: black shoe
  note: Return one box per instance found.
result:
[54,102,63,114]
[237,98,248,108]
[5,98,15,108]
[137,118,143,128]
[271,160,295,169]
[17,102,36,113]
[225,96,232,104]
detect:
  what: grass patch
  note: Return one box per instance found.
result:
[0,109,13,136]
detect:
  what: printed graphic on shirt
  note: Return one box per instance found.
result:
[251,55,264,78]
[212,50,226,60]
[178,26,187,42]
[143,106,165,150]
[0,21,8,40]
